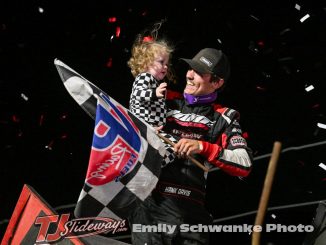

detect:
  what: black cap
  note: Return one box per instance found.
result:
[181,48,230,81]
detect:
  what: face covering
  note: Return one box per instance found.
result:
[183,91,217,105]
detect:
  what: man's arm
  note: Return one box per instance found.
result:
[174,119,252,177]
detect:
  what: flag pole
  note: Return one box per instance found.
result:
[157,133,209,172]
[252,141,282,245]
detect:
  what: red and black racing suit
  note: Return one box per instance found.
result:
[129,93,253,245]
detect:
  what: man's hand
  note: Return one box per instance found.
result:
[174,139,201,158]
[154,125,163,134]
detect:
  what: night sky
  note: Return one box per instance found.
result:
[1,0,326,244]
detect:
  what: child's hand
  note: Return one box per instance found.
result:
[156,82,167,98]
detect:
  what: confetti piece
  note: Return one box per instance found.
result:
[300,14,310,23]
[319,163,326,171]
[38,7,44,13]
[17,131,23,138]
[279,28,291,35]
[12,115,20,123]
[271,214,276,219]
[305,85,314,92]
[21,93,28,101]
[60,114,67,120]
[45,140,54,150]
[295,4,301,11]
[312,103,320,109]
[317,123,326,129]
[60,134,68,139]
[249,14,260,21]
[278,57,293,62]
[107,17,117,23]
[115,26,121,38]
[106,58,113,68]
[248,41,258,53]
[39,114,44,126]
[256,86,267,91]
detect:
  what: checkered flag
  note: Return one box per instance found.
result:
[54,59,168,219]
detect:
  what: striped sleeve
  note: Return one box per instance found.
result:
[199,111,252,177]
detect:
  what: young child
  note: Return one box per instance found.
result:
[128,33,176,166]
[128,36,172,127]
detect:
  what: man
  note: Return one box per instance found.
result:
[129,48,253,245]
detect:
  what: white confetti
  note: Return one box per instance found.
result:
[21,93,29,101]
[305,85,314,92]
[317,123,326,129]
[250,15,260,21]
[318,163,326,171]
[300,14,310,23]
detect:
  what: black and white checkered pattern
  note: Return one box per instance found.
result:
[129,73,166,126]
[159,131,178,167]
[129,73,177,166]
[54,59,169,219]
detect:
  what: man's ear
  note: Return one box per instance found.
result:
[213,78,224,90]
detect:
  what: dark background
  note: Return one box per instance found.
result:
[1,0,326,244]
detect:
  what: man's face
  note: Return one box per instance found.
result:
[184,69,221,96]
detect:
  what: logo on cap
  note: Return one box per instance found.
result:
[199,57,213,67]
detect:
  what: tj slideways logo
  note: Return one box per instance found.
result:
[34,213,127,243]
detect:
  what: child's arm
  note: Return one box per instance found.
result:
[131,74,157,101]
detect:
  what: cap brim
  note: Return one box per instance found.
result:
[180,58,212,74]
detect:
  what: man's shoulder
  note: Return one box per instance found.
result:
[213,104,240,124]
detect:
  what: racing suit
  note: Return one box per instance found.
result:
[129,93,253,245]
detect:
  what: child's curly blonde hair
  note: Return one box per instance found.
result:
[128,38,174,79]
[127,20,175,82]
